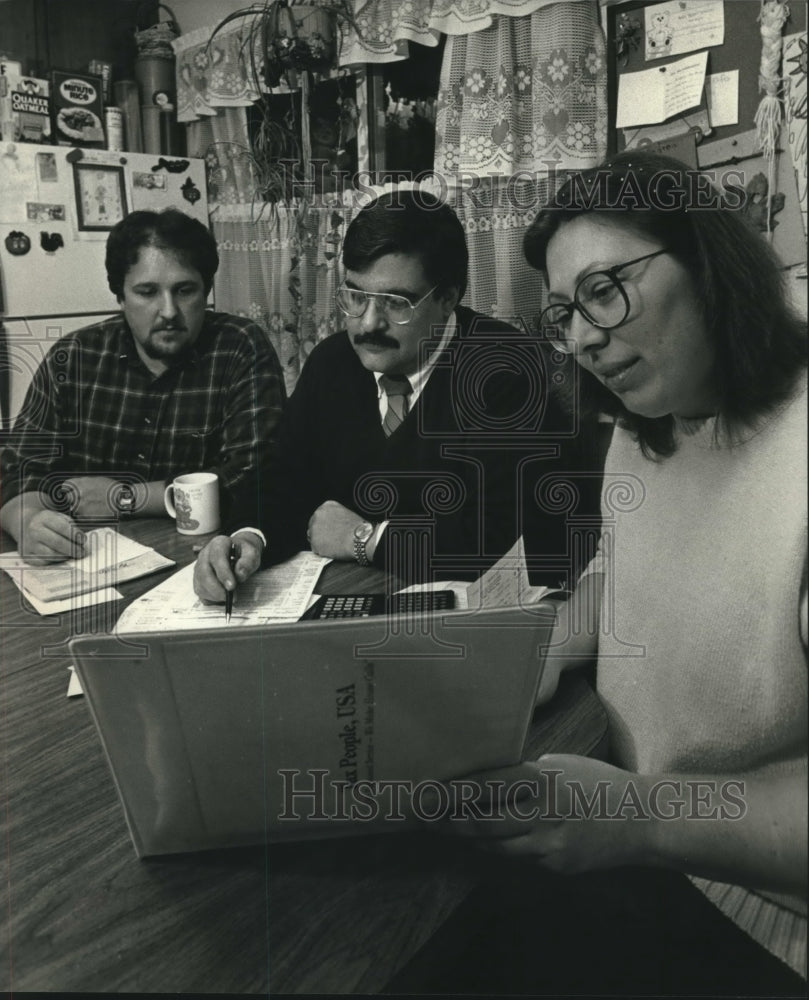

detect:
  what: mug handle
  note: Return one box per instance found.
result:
[164,484,177,518]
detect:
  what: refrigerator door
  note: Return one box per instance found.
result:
[0,142,209,424]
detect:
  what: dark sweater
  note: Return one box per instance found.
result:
[231,306,600,583]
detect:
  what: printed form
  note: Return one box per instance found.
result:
[115,551,331,633]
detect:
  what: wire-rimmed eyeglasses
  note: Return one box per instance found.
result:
[335,283,439,325]
[538,248,669,353]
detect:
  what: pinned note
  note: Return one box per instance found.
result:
[644,0,724,61]
[616,51,708,129]
[706,70,739,128]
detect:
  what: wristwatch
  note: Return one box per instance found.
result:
[353,520,375,567]
[114,483,136,518]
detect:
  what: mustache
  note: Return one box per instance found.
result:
[353,332,399,349]
[151,322,185,333]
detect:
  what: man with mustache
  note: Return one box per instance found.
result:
[195,190,590,598]
[0,208,285,564]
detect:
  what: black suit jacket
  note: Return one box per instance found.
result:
[232,306,599,583]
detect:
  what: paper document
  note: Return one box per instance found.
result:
[644,0,724,61]
[616,51,708,129]
[2,568,123,616]
[705,70,739,128]
[0,527,173,606]
[396,536,560,609]
[115,550,330,633]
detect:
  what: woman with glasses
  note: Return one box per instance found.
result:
[397,151,806,995]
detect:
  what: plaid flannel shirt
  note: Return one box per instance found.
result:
[0,312,285,511]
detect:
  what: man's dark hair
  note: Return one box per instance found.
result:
[105,209,219,298]
[343,190,469,300]
[523,150,807,458]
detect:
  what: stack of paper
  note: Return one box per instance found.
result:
[0,527,175,615]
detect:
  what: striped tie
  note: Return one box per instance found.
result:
[380,374,412,436]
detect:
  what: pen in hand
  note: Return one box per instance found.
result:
[225,541,239,624]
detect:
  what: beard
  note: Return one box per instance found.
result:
[141,326,195,365]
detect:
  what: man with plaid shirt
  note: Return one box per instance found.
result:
[0,209,285,564]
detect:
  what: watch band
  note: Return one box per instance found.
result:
[353,521,374,566]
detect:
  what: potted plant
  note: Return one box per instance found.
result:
[208,0,351,89]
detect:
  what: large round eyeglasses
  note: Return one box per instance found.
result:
[335,283,438,326]
[538,248,669,353]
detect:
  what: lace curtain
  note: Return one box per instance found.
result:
[341,0,571,63]
[187,107,359,392]
[436,4,606,176]
[174,19,338,123]
[440,2,606,325]
[210,204,358,392]
[171,0,592,86]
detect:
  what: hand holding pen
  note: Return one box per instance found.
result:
[191,533,264,605]
[224,541,239,623]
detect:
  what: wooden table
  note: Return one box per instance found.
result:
[0,520,607,994]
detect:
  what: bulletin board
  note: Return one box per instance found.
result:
[604,0,808,269]
[605,0,807,154]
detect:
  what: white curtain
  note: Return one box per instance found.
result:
[439,2,607,326]
[186,108,360,393]
[436,4,606,176]
[185,107,258,207]
[207,202,361,393]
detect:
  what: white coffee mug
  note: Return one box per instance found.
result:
[164,472,220,535]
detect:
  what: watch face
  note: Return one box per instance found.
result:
[353,521,373,543]
[116,484,135,512]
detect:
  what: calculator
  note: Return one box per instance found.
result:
[300,590,455,620]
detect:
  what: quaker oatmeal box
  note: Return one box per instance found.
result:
[0,74,51,143]
[50,70,105,147]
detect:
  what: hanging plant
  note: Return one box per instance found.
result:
[208,1,355,88]
[206,1,358,208]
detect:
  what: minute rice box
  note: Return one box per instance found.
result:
[50,69,105,147]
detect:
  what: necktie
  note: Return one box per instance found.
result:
[380,374,412,437]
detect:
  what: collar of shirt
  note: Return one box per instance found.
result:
[373,311,457,417]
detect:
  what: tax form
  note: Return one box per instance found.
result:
[115,551,330,633]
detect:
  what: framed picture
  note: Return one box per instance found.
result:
[73,162,127,231]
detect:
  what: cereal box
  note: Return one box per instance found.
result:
[0,75,51,143]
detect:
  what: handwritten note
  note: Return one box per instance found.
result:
[644,0,724,61]
[616,51,708,129]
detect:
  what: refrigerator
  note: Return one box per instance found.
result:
[0,142,208,429]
